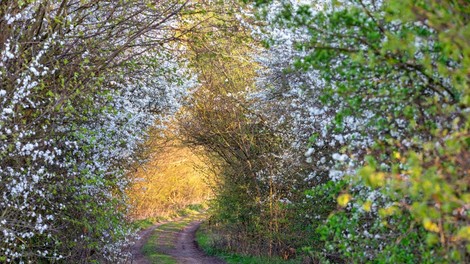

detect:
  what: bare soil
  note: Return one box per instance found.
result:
[169,221,226,264]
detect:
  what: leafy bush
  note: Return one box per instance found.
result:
[241,0,469,262]
[0,0,193,262]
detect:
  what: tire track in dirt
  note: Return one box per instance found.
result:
[169,221,225,264]
[131,219,225,264]
[131,223,163,264]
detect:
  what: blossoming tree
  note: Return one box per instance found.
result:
[0,0,195,262]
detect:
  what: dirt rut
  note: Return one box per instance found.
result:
[131,223,161,264]
[169,221,225,264]
[131,220,225,264]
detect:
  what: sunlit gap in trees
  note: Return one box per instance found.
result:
[127,130,214,221]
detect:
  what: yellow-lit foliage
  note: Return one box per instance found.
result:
[127,0,255,222]
[127,132,214,220]
[175,1,302,256]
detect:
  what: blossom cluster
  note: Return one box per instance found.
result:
[0,0,195,262]
[245,0,468,261]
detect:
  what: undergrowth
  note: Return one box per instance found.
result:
[196,222,305,264]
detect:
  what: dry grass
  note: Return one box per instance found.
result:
[127,134,214,220]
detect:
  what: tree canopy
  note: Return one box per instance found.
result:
[0,0,468,263]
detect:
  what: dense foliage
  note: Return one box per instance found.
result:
[181,0,469,263]
[1,0,468,263]
[0,0,194,262]
[241,0,469,262]
[175,0,288,256]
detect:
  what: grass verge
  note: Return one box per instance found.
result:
[195,223,304,264]
[141,233,177,264]
[132,203,207,230]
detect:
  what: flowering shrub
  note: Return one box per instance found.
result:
[244,0,469,262]
[0,0,194,262]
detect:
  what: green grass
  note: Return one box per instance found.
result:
[156,217,196,234]
[142,231,177,264]
[173,205,205,218]
[133,218,157,230]
[196,223,303,264]
[222,254,301,264]
[133,203,207,231]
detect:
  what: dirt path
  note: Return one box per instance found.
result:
[131,219,225,264]
[131,223,163,264]
[169,221,225,264]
